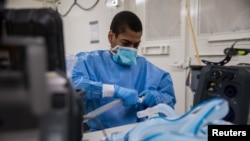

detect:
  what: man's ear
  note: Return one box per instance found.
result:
[108,30,115,44]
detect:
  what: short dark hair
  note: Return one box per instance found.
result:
[110,11,142,37]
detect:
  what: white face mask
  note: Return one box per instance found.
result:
[111,46,138,66]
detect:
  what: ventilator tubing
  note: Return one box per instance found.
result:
[83,99,123,123]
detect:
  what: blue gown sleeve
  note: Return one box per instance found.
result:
[153,73,176,109]
[71,52,103,100]
[141,62,176,109]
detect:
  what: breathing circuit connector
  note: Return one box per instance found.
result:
[137,103,178,119]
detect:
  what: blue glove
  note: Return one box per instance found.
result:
[139,90,157,107]
[114,85,139,106]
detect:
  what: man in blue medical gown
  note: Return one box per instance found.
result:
[71,11,176,131]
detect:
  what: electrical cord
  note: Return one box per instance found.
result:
[58,0,100,17]
[202,38,250,66]
[77,89,110,140]
[84,117,110,141]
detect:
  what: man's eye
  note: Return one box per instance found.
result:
[134,44,139,48]
[122,43,130,46]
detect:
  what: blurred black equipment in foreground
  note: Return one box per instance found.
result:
[3,8,66,73]
[0,8,83,141]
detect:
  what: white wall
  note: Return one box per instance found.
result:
[56,0,135,54]
[5,0,44,8]
[58,0,115,54]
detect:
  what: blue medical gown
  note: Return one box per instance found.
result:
[71,50,176,131]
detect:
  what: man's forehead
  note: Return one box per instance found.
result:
[118,31,141,41]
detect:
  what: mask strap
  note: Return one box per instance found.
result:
[110,46,119,54]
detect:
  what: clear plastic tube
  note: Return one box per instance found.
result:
[83,99,123,123]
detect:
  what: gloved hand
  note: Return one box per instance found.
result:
[139,90,157,107]
[75,79,139,105]
[114,85,139,106]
